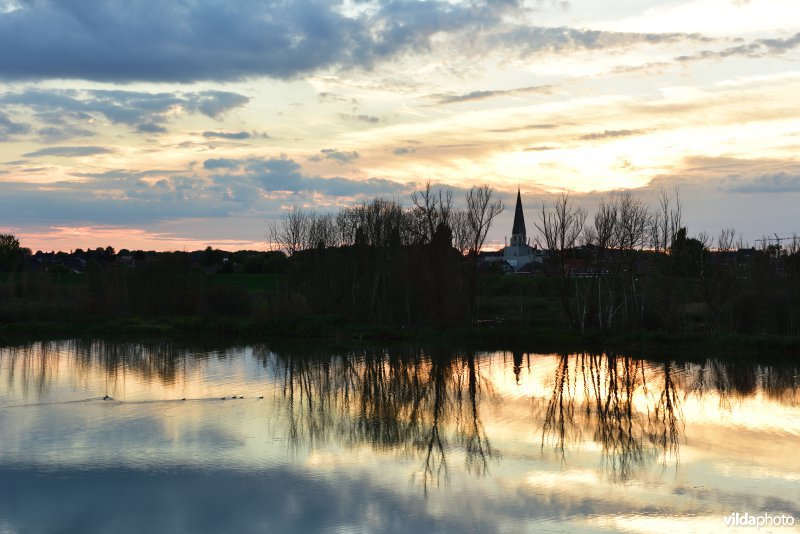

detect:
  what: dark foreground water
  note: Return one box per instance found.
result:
[0,342,798,533]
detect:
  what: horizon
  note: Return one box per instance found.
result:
[2,1,800,252]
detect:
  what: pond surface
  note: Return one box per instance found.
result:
[0,341,799,533]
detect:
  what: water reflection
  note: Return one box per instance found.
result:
[3,342,798,479]
[261,347,499,492]
[537,354,683,482]
[1,341,800,532]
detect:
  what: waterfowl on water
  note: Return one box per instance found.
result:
[103,395,110,400]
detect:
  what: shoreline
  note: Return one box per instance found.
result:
[2,316,799,358]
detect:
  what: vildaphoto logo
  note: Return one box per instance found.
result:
[723,512,795,529]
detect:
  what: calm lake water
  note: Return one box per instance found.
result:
[0,341,798,533]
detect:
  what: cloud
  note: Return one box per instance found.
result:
[0,89,250,132]
[319,92,359,106]
[675,32,800,63]
[203,131,251,140]
[207,156,409,198]
[723,172,800,194]
[394,147,417,156]
[191,91,250,117]
[435,85,555,104]
[0,111,30,140]
[203,158,240,170]
[36,125,96,142]
[246,157,408,196]
[309,148,361,164]
[0,1,702,84]
[524,146,558,151]
[0,0,523,82]
[579,129,647,141]
[136,123,167,134]
[489,26,709,57]
[354,114,380,124]
[22,146,115,158]
[487,123,559,133]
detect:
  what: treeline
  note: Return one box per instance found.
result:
[267,184,502,328]
[539,190,800,336]
[268,185,800,337]
[2,183,800,340]
[0,241,287,323]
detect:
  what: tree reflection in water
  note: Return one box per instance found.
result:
[537,352,684,482]
[2,341,799,491]
[266,347,498,493]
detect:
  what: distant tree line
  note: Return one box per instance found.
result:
[266,183,503,328]
[2,181,800,338]
[537,189,800,336]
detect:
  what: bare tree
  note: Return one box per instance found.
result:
[536,192,587,254]
[267,206,311,256]
[465,185,503,320]
[717,227,736,252]
[450,209,471,256]
[535,192,587,327]
[466,186,503,255]
[412,181,453,245]
[615,192,651,253]
[669,187,682,249]
[584,196,619,331]
[307,213,337,249]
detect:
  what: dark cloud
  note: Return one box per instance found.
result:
[0,111,30,141]
[723,172,800,194]
[192,91,250,117]
[0,1,698,84]
[310,148,361,164]
[36,125,96,142]
[579,129,647,141]
[354,114,380,124]
[204,158,240,170]
[394,147,417,156]
[237,157,407,196]
[489,26,710,57]
[339,113,380,123]
[675,32,800,63]
[203,131,252,140]
[136,123,168,134]
[22,146,115,158]
[0,0,523,82]
[0,89,249,132]
[435,85,555,104]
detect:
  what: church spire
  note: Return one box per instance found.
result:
[511,188,526,238]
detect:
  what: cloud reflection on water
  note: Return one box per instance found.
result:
[1,341,799,532]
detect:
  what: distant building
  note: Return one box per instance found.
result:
[502,190,544,272]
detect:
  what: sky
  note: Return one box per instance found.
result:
[1,0,799,252]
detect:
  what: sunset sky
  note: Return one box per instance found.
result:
[1,0,799,251]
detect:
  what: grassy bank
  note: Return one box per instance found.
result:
[2,315,799,358]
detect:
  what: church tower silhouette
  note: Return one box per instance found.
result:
[510,188,526,247]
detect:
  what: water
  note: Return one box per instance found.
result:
[0,341,798,533]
